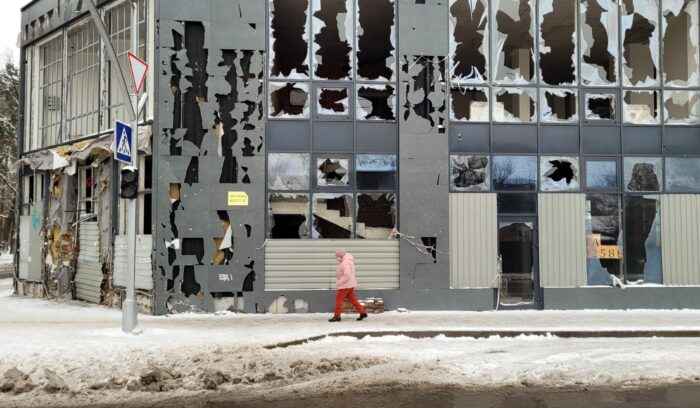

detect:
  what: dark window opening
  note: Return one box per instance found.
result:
[182,238,205,265]
[313,0,352,80]
[270,82,310,117]
[357,0,395,81]
[356,154,397,190]
[451,87,488,121]
[268,193,310,238]
[357,85,395,120]
[312,194,353,238]
[270,0,310,78]
[181,266,201,297]
[497,193,537,214]
[356,193,396,239]
[450,0,488,82]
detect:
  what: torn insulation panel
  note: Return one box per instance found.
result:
[585,93,616,120]
[269,82,310,118]
[493,87,536,122]
[356,0,396,81]
[664,91,700,124]
[540,89,578,123]
[450,86,489,122]
[316,87,350,116]
[268,193,310,238]
[312,0,353,80]
[267,153,311,190]
[357,85,396,121]
[401,55,447,131]
[493,0,536,84]
[662,0,700,87]
[269,0,311,79]
[624,157,662,192]
[621,0,660,87]
[623,90,659,124]
[580,0,619,85]
[540,156,580,192]
[449,0,488,83]
[312,193,353,238]
[356,193,396,239]
[450,155,490,191]
[316,157,350,187]
[539,0,577,85]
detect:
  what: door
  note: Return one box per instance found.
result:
[498,216,541,309]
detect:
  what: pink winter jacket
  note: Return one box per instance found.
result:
[336,253,357,289]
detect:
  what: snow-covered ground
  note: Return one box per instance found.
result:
[0,252,12,265]
[1,277,700,407]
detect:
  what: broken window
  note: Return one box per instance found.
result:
[356,0,396,82]
[269,82,310,118]
[624,195,662,283]
[665,157,700,192]
[356,154,396,190]
[539,0,577,85]
[586,194,623,285]
[585,160,619,190]
[356,85,396,121]
[621,0,659,86]
[356,193,396,238]
[268,193,310,238]
[493,0,536,84]
[450,86,489,122]
[663,91,700,125]
[312,0,353,80]
[269,0,310,79]
[316,87,350,117]
[268,153,311,190]
[450,155,490,191]
[540,156,580,191]
[312,193,353,238]
[580,0,619,86]
[585,93,616,120]
[540,89,578,123]
[623,90,659,124]
[662,0,699,87]
[493,88,536,122]
[492,156,537,191]
[316,157,350,187]
[624,157,662,192]
[449,0,488,83]
[78,166,97,215]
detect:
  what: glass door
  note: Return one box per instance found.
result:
[498,217,540,308]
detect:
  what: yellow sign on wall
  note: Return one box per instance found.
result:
[587,234,622,259]
[228,191,249,206]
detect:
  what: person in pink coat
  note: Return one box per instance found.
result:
[329,248,368,322]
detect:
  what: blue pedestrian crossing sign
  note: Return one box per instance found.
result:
[115,121,133,165]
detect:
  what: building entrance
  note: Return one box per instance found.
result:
[497,216,541,309]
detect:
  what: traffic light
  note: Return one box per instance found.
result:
[120,167,139,199]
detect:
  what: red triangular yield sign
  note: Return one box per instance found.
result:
[127,51,148,94]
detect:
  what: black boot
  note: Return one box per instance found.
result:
[328,316,341,322]
[357,313,368,321]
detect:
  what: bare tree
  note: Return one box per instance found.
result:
[0,53,19,251]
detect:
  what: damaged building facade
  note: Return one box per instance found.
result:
[14,0,700,314]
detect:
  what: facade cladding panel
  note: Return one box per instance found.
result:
[14,0,700,314]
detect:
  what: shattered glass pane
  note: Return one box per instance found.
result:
[585,93,616,120]
[312,0,354,80]
[623,90,659,124]
[624,195,662,283]
[450,155,490,191]
[269,0,311,79]
[312,193,353,238]
[493,0,536,84]
[663,91,700,125]
[540,89,578,123]
[450,86,489,122]
[539,0,577,85]
[580,0,619,86]
[356,193,396,239]
[665,157,700,192]
[540,156,580,191]
[268,193,310,238]
[356,154,397,190]
[585,194,623,284]
[356,0,396,81]
[316,87,350,116]
[356,85,396,121]
[267,153,311,190]
[624,157,662,192]
[621,0,660,87]
[316,157,350,187]
[492,156,537,191]
[269,82,310,118]
[493,87,536,122]
[449,0,489,83]
[662,0,699,87]
[585,160,619,190]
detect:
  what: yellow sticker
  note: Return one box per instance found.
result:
[595,245,623,260]
[228,191,249,206]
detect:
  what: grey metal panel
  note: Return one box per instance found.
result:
[18,216,30,280]
[539,126,579,154]
[661,195,700,286]
[19,206,43,282]
[664,127,700,155]
[356,123,398,153]
[114,235,154,290]
[582,126,621,154]
[267,121,310,151]
[312,122,354,152]
[449,124,490,153]
[538,194,587,288]
[75,222,102,304]
[449,193,498,289]
[623,126,662,154]
[492,125,538,153]
[265,240,400,290]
